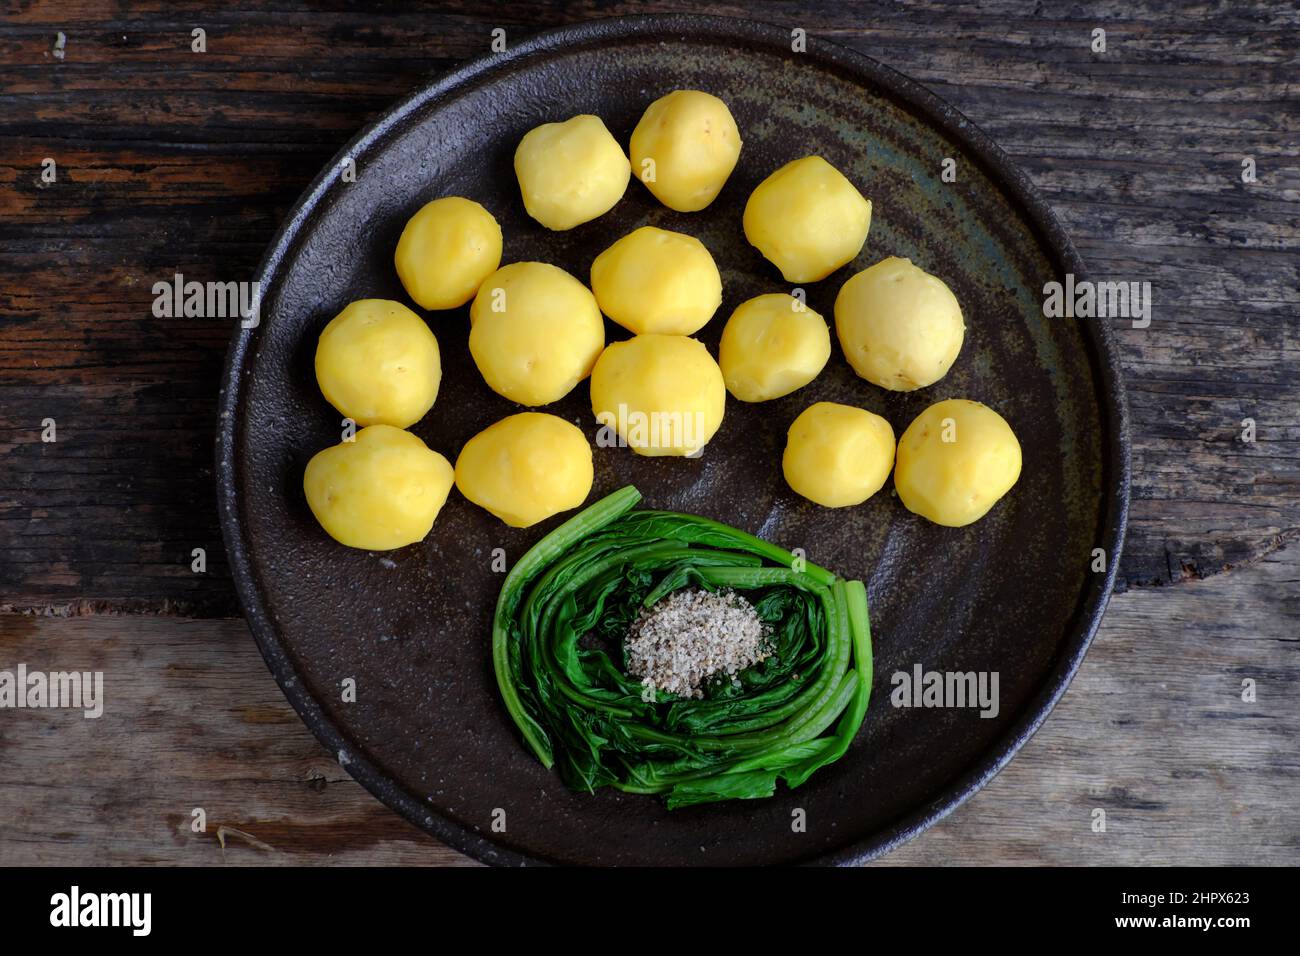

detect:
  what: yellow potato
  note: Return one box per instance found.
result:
[454,412,593,528]
[743,155,872,283]
[394,196,502,310]
[719,293,831,402]
[514,115,631,230]
[835,257,965,391]
[589,226,722,335]
[743,155,873,282]
[894,399,1021,527]
[315,299,441,428]
[589,334,725,457]
[468,262,605,406]
[782,402,895,508]
[630,89,742,212]
[304,425,454,550]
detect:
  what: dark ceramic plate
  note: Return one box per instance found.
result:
[217,14,1129,865]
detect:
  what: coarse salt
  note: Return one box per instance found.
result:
[625,588,770,700]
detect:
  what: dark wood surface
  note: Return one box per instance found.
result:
[1,1,1296,865]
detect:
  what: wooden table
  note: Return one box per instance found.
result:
[2,1,1296,865]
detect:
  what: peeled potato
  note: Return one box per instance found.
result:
[514,115,631,230]
[743,155,872,283]
[782,402,895,508]
[454,412,593,528]
[630,89,742,212]
[894,399,1022,527]
[590,334,725,457]
[589,226,722,335]
[835,257,965,391]
[304,424,454,550]
[315,299,441,428]
[468,262,604,406]
[393,196,502,310]
[719,293,831,402]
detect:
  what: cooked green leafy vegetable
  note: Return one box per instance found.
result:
[492,485,872,808]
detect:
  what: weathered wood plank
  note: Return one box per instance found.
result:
[880,544,1300,865]
[0,1,1297,611]
[1,540,1294,865]
[0,612,471,865]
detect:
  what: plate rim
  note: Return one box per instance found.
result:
[215,11,1131,867]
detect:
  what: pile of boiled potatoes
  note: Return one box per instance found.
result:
[303,90,1022,551]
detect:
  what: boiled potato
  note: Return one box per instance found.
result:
[743,155,872,283]
[719,293,831,402]
[454,412,593,528]
[304,425,454,550]
[894,399,1021,527]
[835,257,965,391]
[468,262,604,406]
[782,402,895,508]
[630,89,742,212]
[589,226,722,335]
[590,334,725,457]
[315,299,441,428]
[514,115,630,230]
[394,196,502,310]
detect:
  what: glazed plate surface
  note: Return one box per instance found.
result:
[217,14,1129,865]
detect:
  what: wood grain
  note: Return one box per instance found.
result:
[0,1,1296,613]
[1,540,1294,866]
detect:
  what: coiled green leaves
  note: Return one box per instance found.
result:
[493,486,872,808]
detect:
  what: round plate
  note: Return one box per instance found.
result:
[217,13,1129,866]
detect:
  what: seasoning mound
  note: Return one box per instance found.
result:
[625,588,770,699]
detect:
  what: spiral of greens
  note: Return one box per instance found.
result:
[493,485,872,808]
